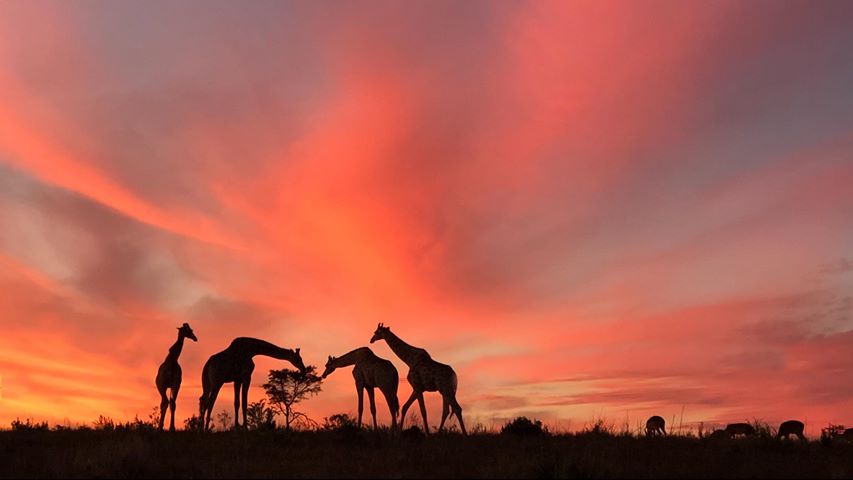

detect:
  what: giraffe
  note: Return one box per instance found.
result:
[199,337,305,431]
[370,323,466,435]
[322,347,399,429]
[155,323,197,431]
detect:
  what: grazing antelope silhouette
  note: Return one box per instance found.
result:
[370,323,466,435]
[155,323,197,431]
[724,422,756,437]
[776,420,806,441]
[645,415,666,436]
[322,347,400,429]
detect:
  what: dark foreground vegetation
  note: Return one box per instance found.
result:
[5,423,853,479]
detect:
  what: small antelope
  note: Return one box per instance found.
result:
[776,420,806,441]
[724,422,756,437]
[708,429,730,441]
[645,415,666,436]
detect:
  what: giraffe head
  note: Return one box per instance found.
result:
[370,323,390,344]
[178,323,197,342]
[321,355,336,378]
[290,348,306,372]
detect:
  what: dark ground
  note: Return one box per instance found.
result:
[2,428,853,478]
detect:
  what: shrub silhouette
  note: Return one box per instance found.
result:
[245,400,276,431]
[500,416,544,436]
[10,418,48,431]
[322,413,358,433]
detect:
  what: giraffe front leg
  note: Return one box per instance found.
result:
[241,381,250,430]
[356,384,364,428]
[417,392,429,434]
[158,391,168,431]
[367,387,378,430]
[233,382,241,430]
[169,385,180,432]
[399,391,418,431]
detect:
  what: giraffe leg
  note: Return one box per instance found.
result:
[241,380,250,430]
[438,396,450,432]
[356,384,364,428]
[399,391,418,430]
[158,390,168,431]
[417,392,429,434]
[382,388,398,430]
[205,382,223,432]
[233,382,241,430]
[450,397,466,435]
[367,387,378,430]
[169,384,180,432]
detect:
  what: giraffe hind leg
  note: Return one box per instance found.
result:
[438,396,450,432]
[450,397,466,435]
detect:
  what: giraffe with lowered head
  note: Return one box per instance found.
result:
[155,322,197,431]
[322,347,400,429]
[199,337,305,431]
[370,323,466,435]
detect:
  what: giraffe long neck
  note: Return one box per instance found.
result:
[383,330,427,366]
[166,334,185,361]
[236,338,295,362]
[332,347,371,368]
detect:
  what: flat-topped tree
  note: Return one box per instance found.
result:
[155,323,197,431]
[322,347,399,429]
[199,337,305,431]
[370,323,466,435]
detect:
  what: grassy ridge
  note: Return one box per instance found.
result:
[3,428,853,478]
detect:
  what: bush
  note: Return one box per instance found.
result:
[500,417,545,437]
[10,418,49,431]
[322,413,358,432]
[184,414,203,432]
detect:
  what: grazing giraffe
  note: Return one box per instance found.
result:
[776,420,806,441]
[155,323,197,431]
[370,323,466,435]
[645,415,666,436]
[322,347,400,429]
[199,337,305,431]
[724,422,756,437]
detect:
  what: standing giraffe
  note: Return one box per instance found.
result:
[322,347,399,429]
[155,323,197,431]
[199,337,305,431]
[370,323,466,435]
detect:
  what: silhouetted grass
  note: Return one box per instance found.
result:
[4,426,853,478]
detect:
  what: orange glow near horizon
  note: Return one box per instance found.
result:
[1,1,853,434]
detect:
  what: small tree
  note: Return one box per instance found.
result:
[245,400,276,431]
[183,414,203,432]
[263,365,322,430]
[216,410,233,431]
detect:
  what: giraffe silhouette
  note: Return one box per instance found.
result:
[199,337,305,431]
[322,347,399,429]
[370,323,466,435]
[155,323,197,431]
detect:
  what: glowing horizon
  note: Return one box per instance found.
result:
[1,0,852,433]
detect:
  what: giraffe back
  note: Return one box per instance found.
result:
[408,358,457,394]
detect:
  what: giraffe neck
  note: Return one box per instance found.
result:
[166,334,185,361]
[382,330,427,366]
[234,338,295,362]
[332,347,372,368]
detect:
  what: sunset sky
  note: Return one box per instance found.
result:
[1,0,853,433]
